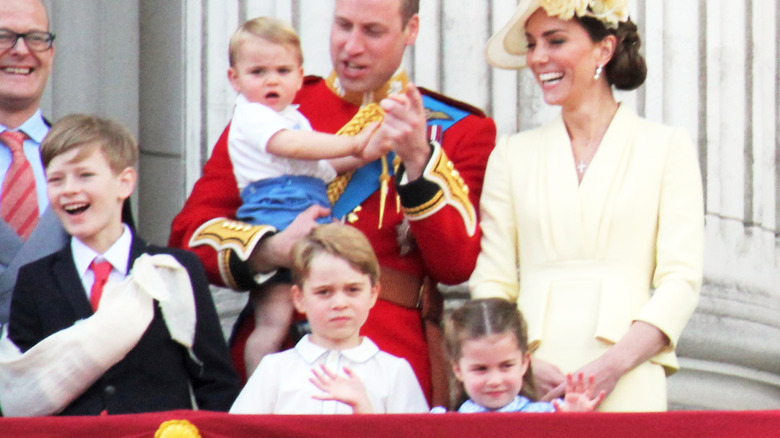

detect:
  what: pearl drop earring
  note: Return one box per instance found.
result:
[594,65,603,80]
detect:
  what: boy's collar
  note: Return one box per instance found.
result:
[295,334,380,364]
[71,224,133,277]
[325,68,408,107]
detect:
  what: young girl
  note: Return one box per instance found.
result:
[436,298,604,413]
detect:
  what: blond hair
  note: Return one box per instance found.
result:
[41,114,138,173]
[229,16,303,67]
[291,223,379,287]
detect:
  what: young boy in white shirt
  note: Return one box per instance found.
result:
[230,223,428,414]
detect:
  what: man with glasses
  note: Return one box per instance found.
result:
[0,0,63,327]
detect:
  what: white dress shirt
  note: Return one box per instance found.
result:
[230,335,429,414]
[71,225,132,300]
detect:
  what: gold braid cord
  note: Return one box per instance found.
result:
[155,419,201,438]
[326,103,386,205]
[403,140,478,236]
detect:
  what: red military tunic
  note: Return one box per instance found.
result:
[169,73,496,403]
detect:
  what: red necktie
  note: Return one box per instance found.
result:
[1,130,39,240]
[89,260,113,311]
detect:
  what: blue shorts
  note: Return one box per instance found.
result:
[236,175,334,229]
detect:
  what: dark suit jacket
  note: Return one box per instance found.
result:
[8,234,241,415]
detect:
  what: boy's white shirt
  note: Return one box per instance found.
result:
[230,335,429,415]
[71,224,132,299]
[227,94,337,191]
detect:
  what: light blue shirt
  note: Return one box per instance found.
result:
[431,395,556,413]
[0,110,50,215]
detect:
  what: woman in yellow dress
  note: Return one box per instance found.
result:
[470,0,703,411]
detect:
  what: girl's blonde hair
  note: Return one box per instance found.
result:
[444,298,537,409]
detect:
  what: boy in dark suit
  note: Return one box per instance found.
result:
[6,114,240,416]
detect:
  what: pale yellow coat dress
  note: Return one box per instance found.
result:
[469,105,703,412]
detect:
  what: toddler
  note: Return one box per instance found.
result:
[226,17,387,375]
[230,223,428,414]
[435,298,604,412]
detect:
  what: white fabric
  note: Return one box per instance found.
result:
[0,254,196,417]
[71,225,132,300]
[230,335,429,414]
[228,94,337,190]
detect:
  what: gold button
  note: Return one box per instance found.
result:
[347,213,359,223]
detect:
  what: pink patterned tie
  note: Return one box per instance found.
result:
[1,130,39,239]
[89,260,113,311]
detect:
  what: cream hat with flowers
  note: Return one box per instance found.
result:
[485,0,541,70]
[485,0,630,70]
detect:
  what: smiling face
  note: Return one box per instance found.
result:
[45,145,136,254]
[330,0,418,94]
[291,252,379,350]
[524,8,613,110]
[452,332,530,411]
[228,37,303,112]
[0,0,53,125]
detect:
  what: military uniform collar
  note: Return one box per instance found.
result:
[325,68,408,106]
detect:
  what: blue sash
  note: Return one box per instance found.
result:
[330,95,470,219]
[332,151,395,219]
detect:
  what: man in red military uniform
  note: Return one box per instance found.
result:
[169,0,495,406]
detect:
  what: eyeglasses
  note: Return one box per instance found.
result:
[0,29,55,52]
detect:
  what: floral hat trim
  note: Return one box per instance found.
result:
[541,0,629,29]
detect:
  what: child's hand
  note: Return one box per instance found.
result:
[355,122,393,163]
[309,364,373,414]
[351,122,382,159]
[553,373,606,412]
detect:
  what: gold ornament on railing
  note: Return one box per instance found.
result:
[154,419,201,438]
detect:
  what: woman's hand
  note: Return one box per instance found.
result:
[532,357,567,401]
[570,321,669,400]
[568,354,624,400]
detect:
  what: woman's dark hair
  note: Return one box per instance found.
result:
[577,16,647,90]
[444,298,537,410]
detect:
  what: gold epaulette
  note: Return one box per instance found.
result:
[188,218,276,262]
[327,103,386,205]
[403,141,477,236]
